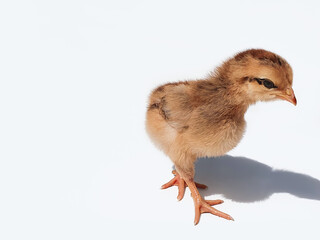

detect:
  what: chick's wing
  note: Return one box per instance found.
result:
[159,84,193,132]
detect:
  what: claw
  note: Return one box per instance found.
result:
[204,199,224,206]
[194,198,233,225]
[161,170,186,200]
[195,182,208,189]
[185,178,233,225]
[162,171,233,224]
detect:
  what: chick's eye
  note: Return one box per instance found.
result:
[262,79,276,89]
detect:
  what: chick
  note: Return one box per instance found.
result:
[145,49,297,225]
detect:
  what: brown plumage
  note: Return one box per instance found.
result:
[145,49,297,225]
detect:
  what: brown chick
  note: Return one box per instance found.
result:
[145,49,297,225]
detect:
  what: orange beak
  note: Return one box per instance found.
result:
[276,87,297,106]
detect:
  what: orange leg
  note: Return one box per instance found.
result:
[161,170,207,201]
[184,178,234,225]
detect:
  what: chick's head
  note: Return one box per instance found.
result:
[220,49,297,105]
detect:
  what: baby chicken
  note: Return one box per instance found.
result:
[145,49,296,225]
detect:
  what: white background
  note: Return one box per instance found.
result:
[1,0,320,239]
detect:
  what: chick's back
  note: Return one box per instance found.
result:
[146,81,192,152]
[146,80,246,158]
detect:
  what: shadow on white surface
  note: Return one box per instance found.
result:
[191,155,320,202]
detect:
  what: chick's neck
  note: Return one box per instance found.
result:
[195,77,251,121]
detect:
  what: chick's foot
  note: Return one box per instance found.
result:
[184,178,234,225]
[193,197,234,225]
[161,170,207,201]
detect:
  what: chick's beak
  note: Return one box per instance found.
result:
[277,87,297,105]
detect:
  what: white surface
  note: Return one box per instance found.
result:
[1,0,320,239]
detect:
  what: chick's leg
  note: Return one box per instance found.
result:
[161,170,207,201]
